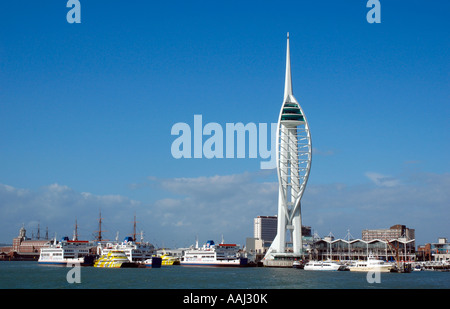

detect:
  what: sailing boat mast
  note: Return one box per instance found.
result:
[132,214,137,242]
[73,219,78,241]
[95,210,103,242]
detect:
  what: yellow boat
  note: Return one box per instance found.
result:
[94,250,139,268]
[160,253,180,266]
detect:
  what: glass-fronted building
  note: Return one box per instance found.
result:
[308,237,416,262]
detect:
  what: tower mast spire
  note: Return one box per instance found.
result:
[284,32,293,100]
[264,33,312,266]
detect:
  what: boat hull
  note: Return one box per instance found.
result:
[143,257,162,268]
[303,260,343,271]
[304,265,341,271]
[180,258,248,267]
[38,255,95,267]
[348,266,392,272]
[38,261,93,266]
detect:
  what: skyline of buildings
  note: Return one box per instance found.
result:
[1,215,448,264]
[249,215,448,262]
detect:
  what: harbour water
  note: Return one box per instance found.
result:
[1,261,449,289]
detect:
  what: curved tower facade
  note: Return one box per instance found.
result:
[264,33,312,263]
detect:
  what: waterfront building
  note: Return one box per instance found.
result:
[431,237,450,263]
[362,224,415,248]
[417,243,432,261]
[309,237,416,262]
[0,225,49,260]
[264,33,312,267]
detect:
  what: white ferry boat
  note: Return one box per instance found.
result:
[38,236,96,266]
[180,240,247,267]
[97,236,155,263]
[348,254,393,272]
[304,260,343,271]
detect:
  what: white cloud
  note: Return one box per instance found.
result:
[365,172,401,187]
[0,183,142,243]
[1,171,448,247]
[312,147,335,156]
[147,172,278,245]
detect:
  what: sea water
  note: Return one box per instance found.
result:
[1,261,449,289]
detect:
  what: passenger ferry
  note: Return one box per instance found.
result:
[180,240,247,267]
[145,253,179,267]
[94,250,140,268]
[97,236,155,263]
[38,236,96,266]
[304,260,343,271]
[348,254,393,272]
[160,253,180,266]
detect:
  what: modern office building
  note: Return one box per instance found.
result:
[254,216,277,242]
[247,217,313,262]
[362,224,415,248]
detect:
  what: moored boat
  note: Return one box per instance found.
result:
[348,254,393,272]
[143,256,162,268]
[304,260,343,271]
[180,240,247,267]
[96,236,155,263]
[160,253,180,266]
[292,260,305,269]
[94,250,140,268]
[38,236,96,266]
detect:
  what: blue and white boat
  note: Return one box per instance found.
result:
[38,236,95,266]
[180,240,247,267]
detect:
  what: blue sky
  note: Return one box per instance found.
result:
[0,1,448,247]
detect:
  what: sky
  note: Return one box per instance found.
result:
[0,0,448,247]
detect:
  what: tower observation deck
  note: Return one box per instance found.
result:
[263,33,312,267]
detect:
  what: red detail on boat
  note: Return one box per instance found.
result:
[67,240,90,243]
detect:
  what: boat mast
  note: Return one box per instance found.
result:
[95,210,103,242]
[132,214,137,242]
[73,219,78,241]
[37,222,40,240]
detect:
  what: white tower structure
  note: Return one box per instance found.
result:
[264,33,312,264]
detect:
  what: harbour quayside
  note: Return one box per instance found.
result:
[180,240,248,267]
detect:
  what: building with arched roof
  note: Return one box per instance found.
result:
[308,237,416,262]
